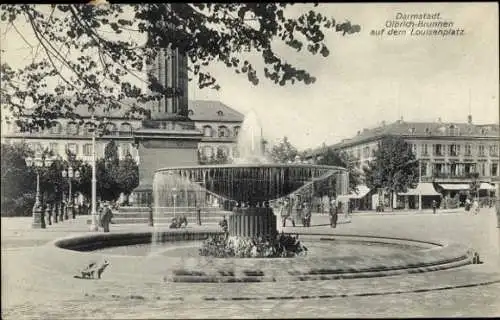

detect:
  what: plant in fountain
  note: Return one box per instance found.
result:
[199,231,308,258]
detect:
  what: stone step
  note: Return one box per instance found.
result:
[87,217,223,225]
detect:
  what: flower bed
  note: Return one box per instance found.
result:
[199,232,308,258]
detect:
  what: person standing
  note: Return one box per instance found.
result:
[432,200,437,214]
[100,202,113,232]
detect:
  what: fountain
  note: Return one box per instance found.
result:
[151,110,349,257]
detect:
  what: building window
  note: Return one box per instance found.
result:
[203,126,213,137]
[67,143,78,155]
[425,128,431,135]
[233,126,240,137]
[217,146,229,157]
[481,128,488,135]
[464,163,474,175]
[408,128,416,135]
[83,122,94,135]
[34,143,43,156]
[433,163,444,176]
[421,144,428,156]
[448,125,459,136]
[120,144,130,158]
[433,144,443,156]
[202,146,213,158]
[420,162,428,177]
[465,144,472,156]
[478,145,485,157]
[119,123,132,136]
[489,144,499,157]
[50,122,62,134]
[362,146,370,158]
[478,162,486,176]
[217,110,224,117]
[491,163,499,177]
[412,144,417,155]
[188,109,194,116]
[49,143,58,154]
[218,126,229,137]
[449,144,460,157]
[67,122,79,135]
[105,122,117,135]
[83,143,92,156]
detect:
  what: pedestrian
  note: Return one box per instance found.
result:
[329,199,338,228]
[473,198,480,215]
[100,202,113,232]
[465,198,471,212]
[432,200,437,214]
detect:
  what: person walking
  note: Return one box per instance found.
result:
[472,198,480,215]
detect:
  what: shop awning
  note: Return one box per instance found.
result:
[348,185,371,199]
[398,183,441,196]
[479,182,496,190]
[438,184,470,190]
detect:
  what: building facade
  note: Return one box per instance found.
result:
[0,100,244,164]
[307,116,499,209]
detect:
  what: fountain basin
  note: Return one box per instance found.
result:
[154,164,348,204]
[53,230,476,283]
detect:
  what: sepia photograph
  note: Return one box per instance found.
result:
[1,1,499,318]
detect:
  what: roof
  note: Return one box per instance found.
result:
[308,119,499,157]
[17,98,244,122]
[187,100,244,122]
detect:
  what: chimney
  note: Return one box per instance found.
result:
[357,130,361,135]
[437,117,442,123]
[467,115,472,124]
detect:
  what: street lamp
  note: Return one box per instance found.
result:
[87,111,105,231]
[25,156,53,228]
[62,166,80,219]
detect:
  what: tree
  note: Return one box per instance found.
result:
[1,142,36,216]
[469,171,480,199]
[315,147,361,193]
[363,136,419,209]
[0,4,360,130]
[269,136,298,163]
[115,153,139,201]
[205,148,229,165]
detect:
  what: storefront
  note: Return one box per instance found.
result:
[397,182,441,210]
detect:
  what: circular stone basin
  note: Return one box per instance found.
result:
[54,231,476,283]
[96,237,424,259]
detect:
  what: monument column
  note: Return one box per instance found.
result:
[131,33,202,208]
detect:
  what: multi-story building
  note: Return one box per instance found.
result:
[188,100,244,162]
[0,100,244,164]
[307,116,499,209]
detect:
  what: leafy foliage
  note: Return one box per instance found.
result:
[269,136,298,163]
[97,141,139,201]
[199,232,307,258]
[315,147,361,192]
[0,3,360,130]
[363,137,419,206]
[1,142,36,216]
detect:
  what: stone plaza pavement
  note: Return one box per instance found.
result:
[2,208,500,318]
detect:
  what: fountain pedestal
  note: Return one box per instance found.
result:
[229,207,277,238]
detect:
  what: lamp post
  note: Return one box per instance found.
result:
[26,156,53,229]
[88,112,104,231]
[62,166,80,219]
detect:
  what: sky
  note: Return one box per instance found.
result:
[1,3,498,150]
